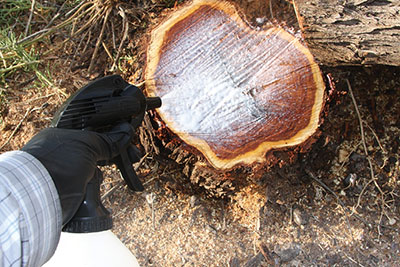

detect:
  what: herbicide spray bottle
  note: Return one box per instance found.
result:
[44,75,162,266]
[44,170,140,267]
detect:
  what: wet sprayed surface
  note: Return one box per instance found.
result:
[113,65,400,267]
[146,1,324,168]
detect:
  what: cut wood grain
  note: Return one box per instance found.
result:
[145,0,325,170]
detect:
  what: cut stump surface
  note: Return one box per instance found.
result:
[145,0,325,170]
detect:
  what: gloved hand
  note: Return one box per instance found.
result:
[21,123,135,225]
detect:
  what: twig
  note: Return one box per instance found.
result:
[81,28,93,56]
[101,180,124,201]
[102,42,113,63]
[305,168,354,239]
[88,7,112,73]
[46,5,100,56]
[0,50,7,69]
[257,243,275,265]
[353,178,374,215]
[101,153,149,201]
[57,88,68,98]
[110,20,116,50]
[24,93,55,103]
[25,0,36,37]
[378,208,384,237]
[343,252,365,267]
[64,0,86,18]
[338,140,362,172]
[111,6,129,71]
[133,81,146,88]
[16,28,51,46]
[71,30,89,64]
[18,2,94,48]
[45,1,67,29]
[346,80,385,216]
[146,193,156,229]
[346,80,367,156]
[133,152,150,172]
[306,167,399,232]
[0,60,42,74]
[364,121,387,154]
[269,0,274,19]
[0,107,39,150]
[70,16,77,37]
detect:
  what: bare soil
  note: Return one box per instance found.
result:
[108,65,400,267]
[1,1,399,266]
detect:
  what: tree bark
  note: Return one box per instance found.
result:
[139,0,399,194]
[142,0,326,194]
[294,0,400,66]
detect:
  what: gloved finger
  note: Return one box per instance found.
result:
[97,160,108,166]
[96,122,134,160]
[107,145,141,167]
[127,145,142,163]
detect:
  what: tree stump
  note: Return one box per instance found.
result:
[142,0,325,194]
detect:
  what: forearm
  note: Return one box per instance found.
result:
[0,151,62,267]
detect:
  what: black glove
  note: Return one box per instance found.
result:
[21,123,135,225]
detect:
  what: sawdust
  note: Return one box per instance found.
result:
[1,1,399,266]
[107,66,400,266]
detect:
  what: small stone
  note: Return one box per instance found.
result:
[190,195,199,208]
[229,257,240,267]
[389,156,397,165]
[350,152,365,162]
[255,17,266,24]
[338,149,349,163]
[344,173,357,187]
[358,49,378,58]
[293,208,308,226]
[388,217,396,226]
[146,193,156,204]
[278,244,301,263]
[243,253,264,267]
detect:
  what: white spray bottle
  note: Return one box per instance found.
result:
[44,170,140,267]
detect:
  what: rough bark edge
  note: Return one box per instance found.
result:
[293,0,400,66]
[138,90,328,197]
[144,0,326,170]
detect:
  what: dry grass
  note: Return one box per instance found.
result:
[0,1,399,266]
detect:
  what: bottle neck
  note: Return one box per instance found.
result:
[63,169,112,233]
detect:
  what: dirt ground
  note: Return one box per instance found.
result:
[105,65,399,267]
[1,1,399,266]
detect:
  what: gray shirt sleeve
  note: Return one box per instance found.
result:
[0,151,62,267]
